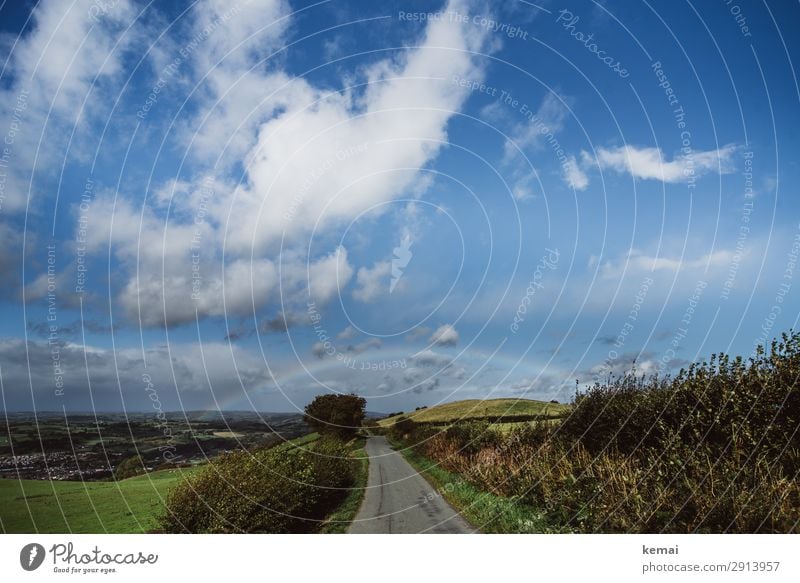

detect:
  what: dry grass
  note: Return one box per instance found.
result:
[378,398,569,427]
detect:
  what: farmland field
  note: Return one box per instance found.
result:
[378,398,569,427]
[0,431,364,534]
[0,466,200,533]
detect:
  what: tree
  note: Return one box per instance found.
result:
[114,454,145,480]
[303,393,366,439]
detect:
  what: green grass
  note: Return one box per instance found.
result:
[488,417,564,432]
[276,432,320,450]
[388,438,565,533]
[378,398,569,427]
[319,438,369,534]
[0,432,323,534]
[0,466,201,534]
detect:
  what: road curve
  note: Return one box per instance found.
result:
[348,435,475,534]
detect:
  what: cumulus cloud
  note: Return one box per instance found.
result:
[0,337,270,411]
[306,247,354,306]
[563,155,589,190]
[0,0,147,213]
[401,367,440,393]
[430,324,460,346]
[219,0,491,253]
[410,349,453,367]
[64,0,489,329]
[595,248,734,280]
[337,325,357,340]
[0,224,25,296]
[312,337,382,359]
[502,92,571,201]
[80,189,353,326]
[178,0,293,166]
[588,144,738,183]
[353,261,391,303]
[503,92,570,159]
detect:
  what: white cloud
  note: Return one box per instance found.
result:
[337,325,357,340]
[177,0,295,166]
[220,0,491,254]
[597,248,734,280]
[589,144,738,183]
[430,324,460,346]
[411,349,453,367]
[118,258,279,328]
[13,0,138,112]
[82,191,351,326]
[504,92,570,159]
[512,183,535,200]
[563,155,589,190]
[190,0,290,71]
[0,0,143,212]
[353,261,391,303]
[61,0,491,328]
[306,246,354,305]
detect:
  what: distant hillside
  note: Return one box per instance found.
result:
[377,398,569,426]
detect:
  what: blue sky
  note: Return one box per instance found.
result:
[0,0,798,413]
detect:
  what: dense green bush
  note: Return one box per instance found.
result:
[304,394,366,439]
[563,333,800,474]
[403,332,800,533]
[160,437,356,533]
[388,416,418,441]
[114,455,145,480]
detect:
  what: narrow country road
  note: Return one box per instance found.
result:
[348,435,475,534]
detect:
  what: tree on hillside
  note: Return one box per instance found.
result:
[303,393,366,439]
[114,454,145,480]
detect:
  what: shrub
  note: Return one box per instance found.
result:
[114,455,146,480]
[160,437,356,533]
[388,416,417,441]
[400,332,800,533]
[562,333,800,474]
[304,394,366,439]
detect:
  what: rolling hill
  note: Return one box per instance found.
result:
[377,398,569,427]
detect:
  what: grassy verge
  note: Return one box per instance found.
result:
[319,437,368,533]
[389,438,565,534]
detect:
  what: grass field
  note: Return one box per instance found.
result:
[0,431,360,534]
[211,431,244,438]
[378,398,569,427]
[0,433,320,534]
[0,466,200,534]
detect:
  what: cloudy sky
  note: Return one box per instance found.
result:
[0,0,798,413]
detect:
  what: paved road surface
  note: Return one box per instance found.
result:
[349,435,474,534]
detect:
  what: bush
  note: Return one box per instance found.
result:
[304,394,366,439]
[160,437,356,533]
[562,333,800,474]
[114,455,145,480]
[399,332,800,533]
[388,416,417,441]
